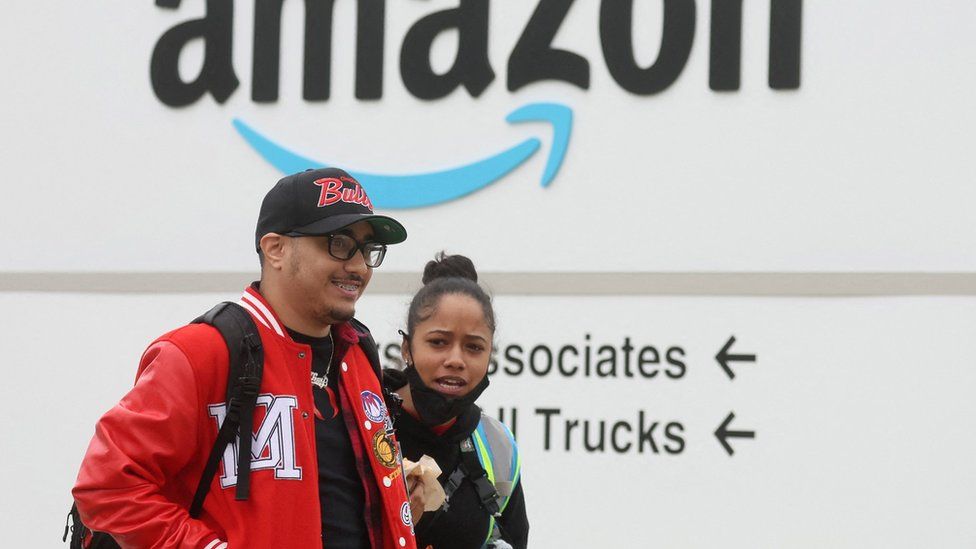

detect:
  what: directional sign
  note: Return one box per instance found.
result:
[715,335,757,380]
[714,411,756,456]
[20,291,976,549]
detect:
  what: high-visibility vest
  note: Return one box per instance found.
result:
[469,414,521,547]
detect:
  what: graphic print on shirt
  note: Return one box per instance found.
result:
[208,394,302,488]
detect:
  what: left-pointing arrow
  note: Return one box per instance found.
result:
[715,335,756,380]
[714,411,755,456]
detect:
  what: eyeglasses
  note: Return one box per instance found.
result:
[286,232,388,268]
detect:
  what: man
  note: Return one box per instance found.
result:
[73,168,419,549]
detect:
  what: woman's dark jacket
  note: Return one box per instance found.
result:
[385,369,529,549]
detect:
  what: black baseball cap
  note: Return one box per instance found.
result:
[255,168,407,250]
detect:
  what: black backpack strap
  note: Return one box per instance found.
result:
[188,302,264,517]
[439,437,502,516]
[62,302,265,545]
[440,466,467,513]
[422,436,502,539]
[457,437,502,517]
[63,502,90,547]
[64,501,121,548]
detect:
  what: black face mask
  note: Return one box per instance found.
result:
[404,364,489,427]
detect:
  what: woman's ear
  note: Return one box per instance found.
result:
[400,336,412,365]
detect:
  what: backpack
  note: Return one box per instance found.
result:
[440,414,522,549]
[64,302,264,548]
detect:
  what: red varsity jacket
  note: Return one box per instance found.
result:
[73,286,417,549]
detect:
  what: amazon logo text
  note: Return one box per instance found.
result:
[150,0,803,106]
[148,0,803,208]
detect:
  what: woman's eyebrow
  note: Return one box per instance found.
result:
[424,329,488,342]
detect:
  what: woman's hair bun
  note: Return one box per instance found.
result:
[408,251,495,336]
[421,251,478,285]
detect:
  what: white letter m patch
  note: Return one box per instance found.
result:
[208,394,302,488]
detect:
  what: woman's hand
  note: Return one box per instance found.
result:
[407,476,426,524]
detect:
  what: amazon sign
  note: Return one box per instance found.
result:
[150,0,802,209]
[24,0,966,275]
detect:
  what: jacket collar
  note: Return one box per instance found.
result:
[238,282,361,345]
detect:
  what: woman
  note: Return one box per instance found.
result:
[385,253,529,549]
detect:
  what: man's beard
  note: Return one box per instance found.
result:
[288,251,360,326]
[319,304,355,325]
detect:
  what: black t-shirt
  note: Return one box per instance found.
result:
[288,329,369,549]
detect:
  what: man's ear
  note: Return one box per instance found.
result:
[259,233,287,270]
